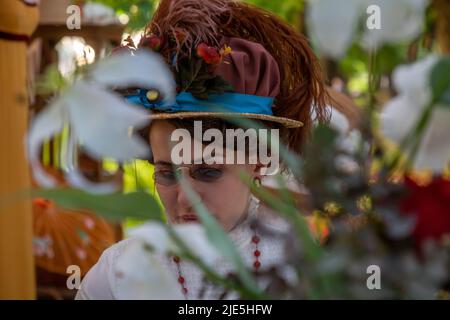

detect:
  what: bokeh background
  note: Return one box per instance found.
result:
[1,0,449,300]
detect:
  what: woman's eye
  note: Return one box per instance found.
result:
[160,170,176,178]
[193,167,223,182]
[154,170,177,185]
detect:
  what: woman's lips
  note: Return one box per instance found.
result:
[179,215,199,222]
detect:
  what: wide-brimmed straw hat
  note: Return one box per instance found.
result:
[145,34,304,128]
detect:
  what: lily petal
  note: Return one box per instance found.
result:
[63,128,119,194]
[131,222,220,268]
[116,240,183,300]
[362,0,428,50]
[380,55,450,171]
[27,98,66,187]
[307,0,362,59]
[381,95,420,143]
[381,56,439,143]
[90,50,176,105]
[66,82,150,162]
[392,54,437,106]
[414,107,450,171]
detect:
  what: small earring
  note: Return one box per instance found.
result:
[253,177,262,188]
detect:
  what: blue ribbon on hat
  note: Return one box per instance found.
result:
[125,89,274,115]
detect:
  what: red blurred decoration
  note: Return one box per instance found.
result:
[400,176,450,248]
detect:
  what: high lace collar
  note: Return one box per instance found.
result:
[227,195,260,246]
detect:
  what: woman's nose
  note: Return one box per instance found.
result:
[175,167,201,209]
[176,185,192,210]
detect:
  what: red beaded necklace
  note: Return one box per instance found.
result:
[172,227,261,298]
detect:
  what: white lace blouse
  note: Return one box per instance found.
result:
[75,197,291,300]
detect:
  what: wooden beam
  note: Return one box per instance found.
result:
[434,0,450,55]
[0,0,39,299]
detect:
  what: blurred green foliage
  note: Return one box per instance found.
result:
[35,188,164,222]
[88,0,158,31]
[89,0,304,31]
[245,0,304,26]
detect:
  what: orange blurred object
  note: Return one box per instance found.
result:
[306,215,330,244]
[32,197,117,277]
[29,153,122,299]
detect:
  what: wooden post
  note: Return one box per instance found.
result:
[434,0,450,55]
[0,0,39,299]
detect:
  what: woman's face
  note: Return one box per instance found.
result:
[149,120,260,231]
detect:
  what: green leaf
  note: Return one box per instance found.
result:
[195,72,216,82]
[430,57,450,107]
[206,76,234,93]
[190,84,209,100]
[311,125,339,148]
[33,188,164,222]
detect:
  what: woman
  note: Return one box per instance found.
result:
[76,0,329,299]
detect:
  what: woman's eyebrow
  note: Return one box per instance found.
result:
[154,161,173,166]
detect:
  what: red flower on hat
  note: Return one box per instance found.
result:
[197,43,221,65]
[400,176,450,247]
[141,35,162,52]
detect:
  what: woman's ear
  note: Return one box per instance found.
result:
[253,161,268,178]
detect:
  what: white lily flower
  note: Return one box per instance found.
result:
[307,0,363,59]
[381,55,437,142]
[307,0,428,58]
[27,50,176,192]
[362,0,428,50]
[392,53,436,108]
[414,107,450,170]
[116,240,184,299]
[130,221,221,268]
[381,55,450,171]
[115,222,221,299]
[90,50,176,104]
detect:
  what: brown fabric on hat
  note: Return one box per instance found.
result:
[216,37,281,98]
